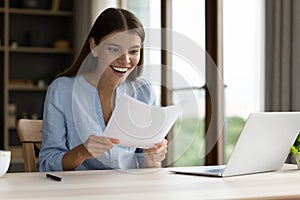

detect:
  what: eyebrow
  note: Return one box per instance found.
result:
[106,43,141,49]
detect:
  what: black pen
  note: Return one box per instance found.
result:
[46,173,62,182]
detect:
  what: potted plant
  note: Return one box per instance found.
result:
[290,133,300,169]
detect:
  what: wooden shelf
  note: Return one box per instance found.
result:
[9,8,73,16]
[9,46,74,54]
[2,0,75,161]
[9,84,48,91]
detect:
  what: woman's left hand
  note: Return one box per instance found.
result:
[143,139,168,168]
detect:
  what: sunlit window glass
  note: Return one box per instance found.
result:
[223,0,264,160]
[172,0,205,166]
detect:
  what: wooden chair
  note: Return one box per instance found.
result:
[16,119,43,172]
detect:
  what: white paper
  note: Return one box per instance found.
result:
[103,94,182,148]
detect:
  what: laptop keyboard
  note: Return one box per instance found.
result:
[206,168,224,174]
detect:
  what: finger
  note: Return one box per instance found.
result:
[83,144,108,158]
[87,143,116,158]
[153,148,168,161]
[108,137,120,144]
[155,154,166,162]
[145,145,164,153]
[86,137,113,150]
[88,149,106,158]
[145,152,166,162]
[145,141,168,153]
[144,146,158,153]
[163,139,168,145]
[95,136,120,145]
[159,139,168,145]
[85,142,112,155]
[91,136,118,146]
[154,139,168,149]
[156,146,167,155]
[144,146,167,157]
[144,143,162,152]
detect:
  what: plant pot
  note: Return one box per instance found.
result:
[293,153,300,170]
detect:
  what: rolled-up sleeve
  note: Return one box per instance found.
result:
[39,80,68,172]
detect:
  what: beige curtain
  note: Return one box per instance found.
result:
[265,0,300,111]
[265,0,300,163]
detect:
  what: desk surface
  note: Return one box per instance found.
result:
[1,164,300,200]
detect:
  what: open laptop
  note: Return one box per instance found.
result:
[170,112,300,177]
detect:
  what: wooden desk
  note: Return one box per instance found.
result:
[1,164,300,200]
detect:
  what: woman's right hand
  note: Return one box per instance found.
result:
[62,135,119,171]
[82,135,120,159]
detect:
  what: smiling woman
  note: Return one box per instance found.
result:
[39,8,168,172]
[88,31,142,85]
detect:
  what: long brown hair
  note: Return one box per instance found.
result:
[59,8,145,80]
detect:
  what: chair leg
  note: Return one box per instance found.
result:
[23,143,37,172]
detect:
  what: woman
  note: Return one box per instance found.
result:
[39,8,167,171]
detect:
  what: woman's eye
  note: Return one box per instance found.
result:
[108,47,120,53]
[129,49,140,55]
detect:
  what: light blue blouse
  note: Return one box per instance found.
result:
[39,75,155,172]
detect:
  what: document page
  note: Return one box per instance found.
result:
[103,94,181,148]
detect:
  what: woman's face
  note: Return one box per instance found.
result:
[90,31,142,85]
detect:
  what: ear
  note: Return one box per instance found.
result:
[89,37,98,57]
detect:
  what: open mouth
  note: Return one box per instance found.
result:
[110,65,129,74]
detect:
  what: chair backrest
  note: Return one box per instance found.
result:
[16,119,43,172]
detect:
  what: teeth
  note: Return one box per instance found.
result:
[112,66,128,72]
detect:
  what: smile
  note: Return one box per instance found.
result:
[110,65,129,73]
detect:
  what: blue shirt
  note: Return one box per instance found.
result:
[39,75,155,172]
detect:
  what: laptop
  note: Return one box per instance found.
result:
[170,112,300,177]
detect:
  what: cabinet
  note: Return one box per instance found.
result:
[2,0,75,163]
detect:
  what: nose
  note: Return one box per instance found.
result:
[119,53,130,64]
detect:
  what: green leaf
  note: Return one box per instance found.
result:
[292,133,300,151]
[291,146,298,154]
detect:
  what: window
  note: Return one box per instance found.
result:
[171,0,206,166]
[127,0,162,105]
[128,0,206,166]
[223,0,264,159]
